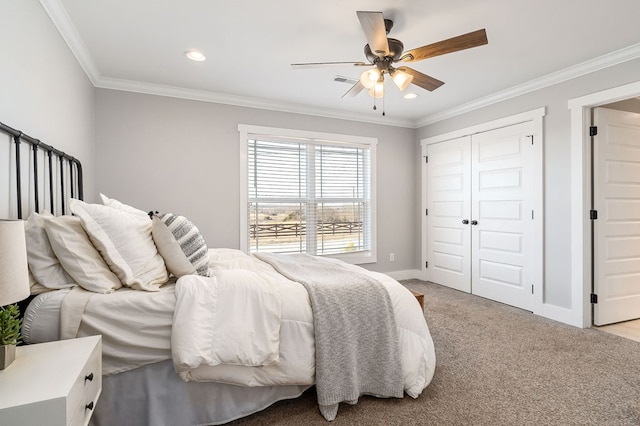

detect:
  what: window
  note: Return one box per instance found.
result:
[239,125,377,264]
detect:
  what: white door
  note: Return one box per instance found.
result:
[426,122,535,311]
[426,136,471,292]
[470,123,534,311]
[593,107,640,325]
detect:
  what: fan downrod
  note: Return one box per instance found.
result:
[384,18,393,34]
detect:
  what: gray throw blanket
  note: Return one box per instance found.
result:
[255,253,404,421]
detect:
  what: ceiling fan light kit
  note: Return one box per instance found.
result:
[291,10,488,115]
[390,68,413,91]
[368,79,385,98]
[360,68,381,89]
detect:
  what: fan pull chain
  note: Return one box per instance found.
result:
[382,84,385,116]
[372,84,377,111]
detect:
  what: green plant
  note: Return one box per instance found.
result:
[0,304,22,346]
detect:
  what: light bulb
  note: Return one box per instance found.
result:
[360,69,380,89]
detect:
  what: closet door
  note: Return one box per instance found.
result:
[470,122,534,311]
[426,136,472,292]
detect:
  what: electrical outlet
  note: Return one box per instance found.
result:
[390,253,395,262]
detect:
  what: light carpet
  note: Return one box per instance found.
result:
[228,280,640,425]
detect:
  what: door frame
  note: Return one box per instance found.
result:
[591,107,640,325]
[421,107,545,316]
[569,80,640,328]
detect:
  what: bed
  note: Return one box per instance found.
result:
[3,121,436,425]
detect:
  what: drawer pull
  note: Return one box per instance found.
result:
[86,401,94,411]
[85,373,94,382]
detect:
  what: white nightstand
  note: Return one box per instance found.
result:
[0,335,102,426]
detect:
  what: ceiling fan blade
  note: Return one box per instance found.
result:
[342,81,366,98]
[291,61,370,69]
[356,11,389,57]
[398,67,444,91]
[401,29,488,63]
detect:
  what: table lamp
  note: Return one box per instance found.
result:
[0,219,30,369]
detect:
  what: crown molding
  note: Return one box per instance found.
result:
[39,0,413,128]
[39,0,100,84]
[40,0,640,130]
[96,77,415,128]
[415,42,640,127]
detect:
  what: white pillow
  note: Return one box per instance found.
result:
[44,215,121,294]
[70,199,168,291]
[152,213,210,278]
[24,212,76,289]
[99,193,149,218]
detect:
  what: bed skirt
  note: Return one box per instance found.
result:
[90,360,310,426]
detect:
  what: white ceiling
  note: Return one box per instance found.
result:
[43,0,640,127]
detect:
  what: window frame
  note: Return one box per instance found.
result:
[238,124,377,265]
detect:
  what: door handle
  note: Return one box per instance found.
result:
[462,219,469,224]
[471,220,478,225]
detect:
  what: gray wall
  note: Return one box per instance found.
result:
[7,0,640,315]
[417,57,640,310]
[95,89,417,273]
[605,97,640,113]
[0,0,95,215]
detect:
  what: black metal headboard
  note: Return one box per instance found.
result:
[1,121,83,219]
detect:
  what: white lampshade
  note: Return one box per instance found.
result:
[367,80,384,98]
[359,68,380,89]
[391,69,413,91]
[0,220,30,306]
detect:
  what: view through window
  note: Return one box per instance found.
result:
[240,126,376,263]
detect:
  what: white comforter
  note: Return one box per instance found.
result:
[64,249,436,396]
[173,270,283,373]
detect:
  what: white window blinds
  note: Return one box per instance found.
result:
[247,136,373,258]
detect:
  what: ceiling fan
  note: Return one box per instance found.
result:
[291,11,488,107]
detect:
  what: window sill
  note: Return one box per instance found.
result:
[323,250,377,265]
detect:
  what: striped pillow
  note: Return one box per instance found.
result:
[152,213,210,277]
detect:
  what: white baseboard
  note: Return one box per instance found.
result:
[383,271,586,329]
[539,303,585,328]
[386,269,423,281]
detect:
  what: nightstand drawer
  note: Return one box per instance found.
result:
[68,340,102,426]
[0,336,102,426]
[69,378,101,426]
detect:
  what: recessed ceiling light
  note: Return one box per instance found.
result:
[185,50,206,62]
[404,93,418,99]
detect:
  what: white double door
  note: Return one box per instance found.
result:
[426,122,534,311]
[593,107,640,325]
